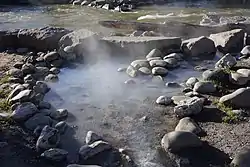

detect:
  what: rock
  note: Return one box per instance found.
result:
[229,72,249,85]
[164,58,180,68]
[185,91,201,97]
[146,48,163,58]
[10,89,35,103]
[186,77,199,88]
[193,81,216,94]
[151,75,164,84]
[21,63,36,75]
[182,87,193,93]
[220,87,250,108]
[210,29,245,53]
[16,48,28,54]
[7,68,23,78]
[161,131,202,153]
[241,45,250,57]
[156,96,172,105]
[174,97,204,118]
[7,85,25,100]
[49,67,60,75]
[149,60,167,67]
[73,0,83,5]
[147,57,162,61]
[117,67,126,72]
[50,108,68,120]
[44,51,60,62]
[215,53,237,69]
[131,60,150,69]
[33,81,50,94]
[182,36,216,57]
[17,26,71,51]
[79,141,112,160]
[8,77,23,84]
[175,117,202,135]
[36,126,60,151]
[171,96,191,105]
[237,69,250,79]
[0,113,10,121]
[25,113,52,131]
[44,74,59,82]
[164,53,183,60]
[202,69,229,83]
[34,67,50,79]
[124,79,136,85]
[55,121,68,134]
[152,67,168,76]
[86,131,103,145]
[166,82,181,88]
[231,148,250,167]
[38,101,51,109]
[11,102,38,121]
[41,148,68,161]
[50,58,64,68]
[13,62,24,69]
[138,67,151,75]
[126,65,138,78]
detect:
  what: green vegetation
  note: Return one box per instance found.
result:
[213,99,239,123]
[0,74,10,84]
[0,99,11,113]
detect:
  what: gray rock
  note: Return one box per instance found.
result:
[166,82,181,88]
[11,102,38,121]
[210,29,244,53]
[186,77,199,88]
[131,60,150,69]
[49,67,60,75]
[10,89,35,103]
[215,53,237,69]
[86,131,103,145]
[50,108,68,120]
[185,91,201,97]
[41,148,68,161]
[138,67,151,75]
[126,65,138,78]
[174,97,204,118]
[25,113,52,131]
[161,131,202,152]
[175,117,202,135]
[152,67,168,76]
[13,62,24,69]
[146,48,163,58]
[38,101,51,109]
[156,96,172,105]
[241,45,250,57]
[117,67,126,72]
[8,77,23,84]
[147,57,162,61]
[193,81,216,94]
[22,63,36,75]
[182,36,216,57]
[164,58,180,68]
[79,141,112,160]
[64,45,75,53]
[34,81,50,94]
[45,74,59,82]
[231,148,250,167]
[36,125,60,151]
[124,79,136,85]
[50,59,64,68]
[237,69,250,79]
[229,72,249,85]
[44,51,60,62]
[34,126,43,137]
[34,67,50,79]
[7,68,23,78]
[220,87,250,108]
[149,60,167,67]
[55,121,68,134]
[202,68,228,83]
[164,53,183,60]
[171,96,191,105]
[7,85,25,100]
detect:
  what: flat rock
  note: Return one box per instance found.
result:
[149,60,167,67]
[7,85,25,100]
[130,59,150,69]
[164,53,183,60]
[156,96,172,105]
[182,36,216,57]
[11,102,38,121]
[152,67,168,76]
[41,148,68,161]
[138,67,151,75]
[175,117,202,135]
[171,96,191,105]
[79,141,112,160]
[220,87,250,108]
[10,89,35,103]
[193,81,216,94]
[210,29,244,53]
[161,131,202,153]
[215,53,237,69]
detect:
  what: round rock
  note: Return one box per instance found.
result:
[175,117,202,135]
[186,77,199,88]
[41,148,68,161]
[193,81,216,94]
[146,48,163,58]
[45,74,59,83]
[156,96,172,105]
[152,67,168,76]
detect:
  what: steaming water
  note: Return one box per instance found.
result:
[0,2,248,166]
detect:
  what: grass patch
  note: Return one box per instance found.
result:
[0,99,11,113]
[213,99,239,123]
[0,74,10,84]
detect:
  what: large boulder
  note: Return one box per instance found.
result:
[174,97,204,118]
[175,117,202,135]
[17,26,71,51]
[219,87,250,108]
[24,113,52,131]
[36,125,60,151]
[209,29,245,53]
[231,148,250,167]
[10,102,38,121]
[182,36,216,57]
[215,53,237,69]
[202,69,229,84]
[193,81,216,94]
[161,131,202,153]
